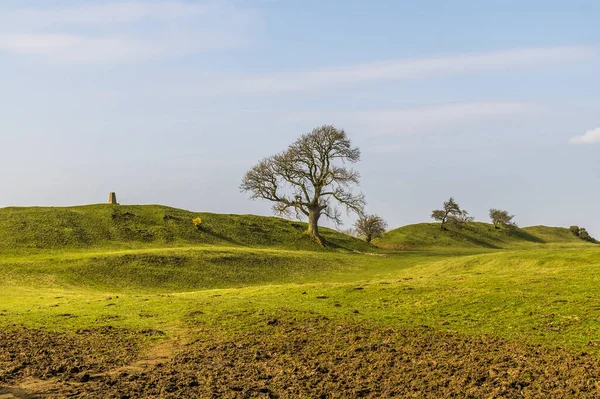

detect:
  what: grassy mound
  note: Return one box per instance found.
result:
[0,247,408,292]
[374,222,594,250]
[0,204,372,254]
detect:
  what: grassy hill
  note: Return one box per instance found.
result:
[2,206,600,397]
[0,204,373,254]
[374,222,595,250]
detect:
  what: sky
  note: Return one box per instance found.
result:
[0,0,599,235]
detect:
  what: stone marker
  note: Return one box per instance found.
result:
[109,192,118,205]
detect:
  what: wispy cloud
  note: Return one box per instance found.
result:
[283,102,545,137]
[0,1,211,27]
[570,127,600,144]
[195,47,596,95]
[0,1,260,64]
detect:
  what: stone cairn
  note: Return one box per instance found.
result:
[108,192,118,205]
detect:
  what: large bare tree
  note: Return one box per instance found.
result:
[241,125,365,245]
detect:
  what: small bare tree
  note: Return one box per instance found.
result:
[354,214,388,243]
[489,209,516,229]
[431,197,471,230]
[241,125,365,245]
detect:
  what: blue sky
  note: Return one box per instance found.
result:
[0,0,599,235]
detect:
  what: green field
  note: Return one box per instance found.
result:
[1,205,600,398]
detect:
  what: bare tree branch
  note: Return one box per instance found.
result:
[241,125,365,244]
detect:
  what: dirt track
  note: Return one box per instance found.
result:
[2,317,600,398]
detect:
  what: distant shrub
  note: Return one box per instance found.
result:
[569,225,597,243]
[192,217,203,229]
[579,228,592,242]
[569,226,580,236]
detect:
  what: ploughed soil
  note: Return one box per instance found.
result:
[2,317,600,398]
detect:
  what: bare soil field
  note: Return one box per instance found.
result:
[2,317,600,398]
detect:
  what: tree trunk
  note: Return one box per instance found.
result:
[441,212,448,230]
[307,208,324,245]
[366,234,372,243]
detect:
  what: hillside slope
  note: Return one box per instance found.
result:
[374,222,594,250]
[0,204,373,254]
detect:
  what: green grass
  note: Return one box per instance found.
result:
[2,246,600,351]
[0,204,374,255]
[375,221,594,250]
[1,204,600,355]
[0,246,406,292]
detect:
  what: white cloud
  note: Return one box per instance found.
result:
[0,34,154,63]
[195,47,596,95]
[0,31,245,64]
[284,102,545,137]
[0,2,210,27]
[0,1,259,64]
[570,127,600,144]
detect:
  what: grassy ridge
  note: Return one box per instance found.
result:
[0,204,373,254]
[375,222,594,250]
[0,247,426,292]
[1,204,592,254]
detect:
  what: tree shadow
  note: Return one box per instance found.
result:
[510,229,546,243]
[320,234,379,252]
[450,230,502,249]
[322,239,346,250]
[450,224,546,247]
[200,227,248,247]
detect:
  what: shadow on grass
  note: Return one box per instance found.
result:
[450,224,546,248]
[323,239,350,251]
[447,227,502,249]
[510,229,546,244]
[200,227,248,247]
